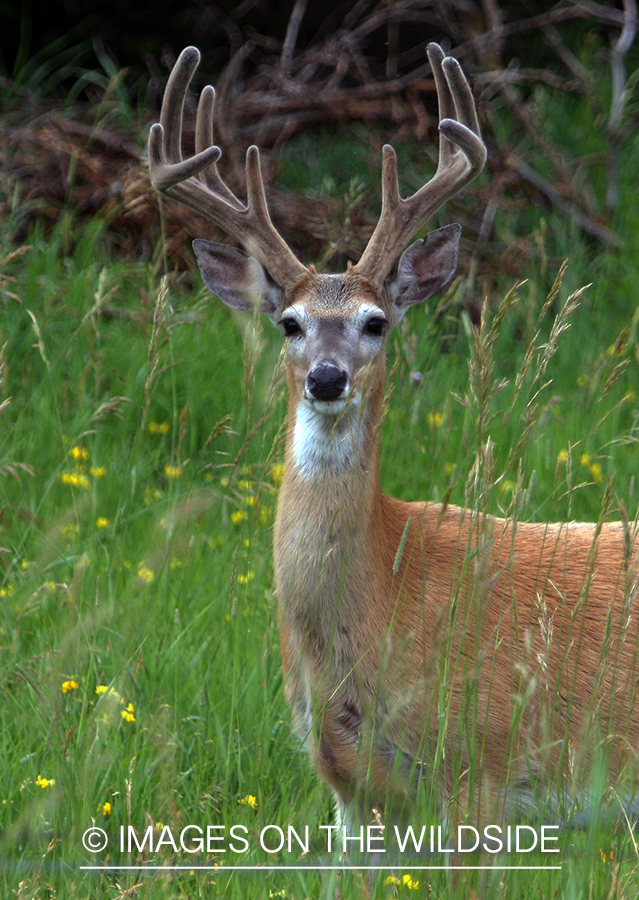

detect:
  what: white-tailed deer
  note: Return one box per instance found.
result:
[150,46,639,832]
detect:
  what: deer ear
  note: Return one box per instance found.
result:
[388,224,461,313]
[193,240,283,321]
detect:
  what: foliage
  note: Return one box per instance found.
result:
[1,183,639,900]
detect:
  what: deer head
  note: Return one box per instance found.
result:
[149,45,486,474]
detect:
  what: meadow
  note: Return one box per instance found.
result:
[1,36,639,900]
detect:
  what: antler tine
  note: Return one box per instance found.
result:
[149,48,222,191]
[428,44,482,174]
[149,46,307,289]
[356,43,486,288]
[438,56,484,172]
[428,43,456,166]
[195,85,244,209]
[161,46,198,162]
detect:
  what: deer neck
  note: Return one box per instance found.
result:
[274,361,385,638]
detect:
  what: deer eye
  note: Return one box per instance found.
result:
[364,316,388,336]
[280,317,301,337]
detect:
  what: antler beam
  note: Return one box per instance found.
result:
[149,46,308,290]
[356,43,486,287]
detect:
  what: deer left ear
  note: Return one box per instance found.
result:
[388,223,461,313]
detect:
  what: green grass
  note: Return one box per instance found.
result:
[2,63,639,900]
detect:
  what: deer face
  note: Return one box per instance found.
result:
[278,268,389,417]
[276,271,390,477]
[193,228,461,477]
[193,223,461,419]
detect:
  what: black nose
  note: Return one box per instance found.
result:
[306,363,348,401]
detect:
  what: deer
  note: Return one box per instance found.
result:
[149,45,639,837]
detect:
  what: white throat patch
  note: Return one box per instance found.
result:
[292,399,366,480]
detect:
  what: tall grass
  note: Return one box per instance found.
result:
[2,74,639,900]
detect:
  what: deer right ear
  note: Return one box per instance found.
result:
[193,240,283,321]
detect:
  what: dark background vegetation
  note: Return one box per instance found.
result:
[3,1,633,105]
[1,0,595,79]
[2,0,637,296]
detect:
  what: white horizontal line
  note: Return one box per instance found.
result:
[80,864,562,872]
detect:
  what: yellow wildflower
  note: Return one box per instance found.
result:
[100,801,112,817]
[121,703,136,723]
[238,794,257,809]
[90,466,106,479]
[427,410,443,428]
[96,517,110,529]
[271,464,285,484]
[237,571,255,585]
[60,471,90,489]
[35,776,55,789]
[138,565,155,583]
[231,509,248,525]
[149,421,170,435]
[580,453,603,484]
[70,446,89,461]
[0,583,14,598]
[164,464,182,479]
[589,463,603,483]
[61,680,79,693]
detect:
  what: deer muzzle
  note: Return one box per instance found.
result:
[305,363,348,403]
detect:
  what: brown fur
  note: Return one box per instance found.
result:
[274,277,639,827]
